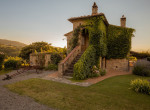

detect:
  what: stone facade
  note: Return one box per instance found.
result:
[106,59,129,71]
[30,54,38,66]
[30,53,51,67]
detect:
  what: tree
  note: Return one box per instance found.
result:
[19,41,51,60]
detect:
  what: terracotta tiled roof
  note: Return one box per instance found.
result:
[68,13,109,25]
[64,31,73,37]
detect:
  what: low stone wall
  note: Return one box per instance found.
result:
[30,53,51,67]
[29,55,38,66]
[106,59,129,71]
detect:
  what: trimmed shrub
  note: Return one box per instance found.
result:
[130,79,150,95]
[0,52,5,70]
[45,64,58,70]
[133,63,150,77]
[4,57,23,70]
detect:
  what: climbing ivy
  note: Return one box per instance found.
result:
[69,26,81,51]
[107,25,135,59]
[72,16,134,80]
[73,45,98,79]
[73,16,107,80]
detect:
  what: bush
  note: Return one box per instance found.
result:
[45,64,58,70]
[51,53,62,65]
[4,57,23,70]
[133,63,150,77]
[73,46,98,80]
[91,66,101,77]
[130,79,150,95]
[147,57,150,62]
[99,69,106,76]
[0,52,5,70]
[91,66,106,77]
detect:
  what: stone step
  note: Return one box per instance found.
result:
[64,52,84,76]
[64,72,73,76]
[66,69,74,73]
[68,65,74,70]
[63,76,73,79]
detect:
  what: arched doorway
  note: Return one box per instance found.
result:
[81,29,89,52]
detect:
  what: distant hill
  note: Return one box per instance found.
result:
[0,39,26,47]
[0,39,27,57]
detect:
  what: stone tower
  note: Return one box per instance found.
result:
[92,2,98,15]
[121,15,126,27]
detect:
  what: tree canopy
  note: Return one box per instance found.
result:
[19,41,67,60]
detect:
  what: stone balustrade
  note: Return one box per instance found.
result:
[58,46,81,76]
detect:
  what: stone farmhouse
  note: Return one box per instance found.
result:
[58,2,134,77]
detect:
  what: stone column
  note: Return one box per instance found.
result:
[102,57,106,69]
[99,57,102,69]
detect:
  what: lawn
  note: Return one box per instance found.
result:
[5,75,150,110]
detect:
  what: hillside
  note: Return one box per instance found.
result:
[0,39,27,57]
[0,39,26,47]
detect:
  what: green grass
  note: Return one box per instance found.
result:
[0,69,11,75]
[5,75,150,110]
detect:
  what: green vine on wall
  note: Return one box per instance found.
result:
[73,16,107,80]
[107,25,135,59]
[71,16,135,80]
[69,26,81,51]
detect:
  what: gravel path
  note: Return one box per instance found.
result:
[0,70,55,110]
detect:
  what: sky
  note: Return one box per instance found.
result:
[0,0,150,51]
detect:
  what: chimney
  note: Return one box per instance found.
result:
[120,15,126,27]
[92,2,98,15]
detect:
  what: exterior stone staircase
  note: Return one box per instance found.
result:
[64,52,83,76]
[58,46,82,76]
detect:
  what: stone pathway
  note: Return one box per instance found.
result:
[0,70,55,110]
[43,73,92,87]
[42,70,131,86]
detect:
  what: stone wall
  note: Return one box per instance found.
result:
[106,59,129,71]
[30,53,51,67]
[30,55,38,66]
[73,20,85,30]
